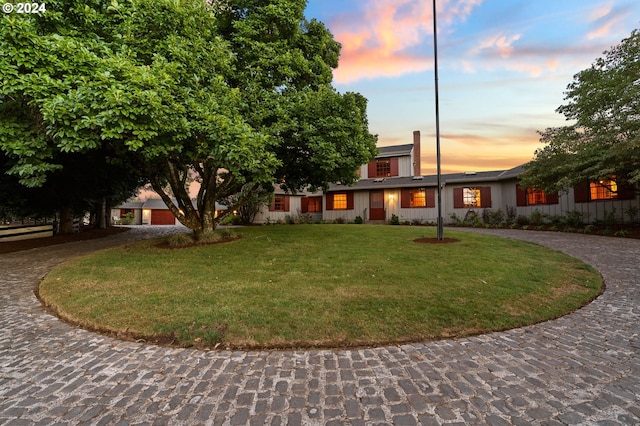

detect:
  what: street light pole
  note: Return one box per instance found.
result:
[433,0,444,240]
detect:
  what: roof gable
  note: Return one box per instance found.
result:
[376,144,413,158]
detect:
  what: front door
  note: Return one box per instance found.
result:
[370,191,385,220]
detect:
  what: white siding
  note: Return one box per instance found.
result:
[359,164,369,179]
[360,155,413,179]
[500,181,640,224]
[254,196,303,224]
[110,208,143,225]
[385,189,400,220]
[322,193,365,223]
[397,157,413,178]
[397,207,439,223]
[445,183,503,223]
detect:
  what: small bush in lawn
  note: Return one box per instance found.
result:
[354,216,363,224]
[334,217,346,224]
[516,215,530,227]
[530,209,544,226]
[298,213,314,224]
[565,210,586,227]
[165,233,195,247]
[390,214,400,225]
[411,218,423,226]
[604,208,617,227]
[119,212,135,225]
[484,209,505,226]
[624,206,639,224]
[548,215,565,227]
[449,213,462,225]
[163,230,238,248]
[505,205,517,225]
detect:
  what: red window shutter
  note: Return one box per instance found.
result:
[480,187,492,208]
[618,183,636,200]
[390,157,399,177]
[401,189,410,208]
[326,194,334,211]
[516,184,528,206]
[453,188,464,208]
[284,196,290,212]
[301,197,309,213]
[268,199,276,211]
[367,161,377,179]
[426,189,436,208]
[574,182,590,203]
[546,192,559,205]
[347,192,354,210]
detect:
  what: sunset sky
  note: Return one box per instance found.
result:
[304,0,640,175]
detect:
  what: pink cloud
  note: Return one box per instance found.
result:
[474,33,522,59]
[586,4,632,40]
[331,0,484,83]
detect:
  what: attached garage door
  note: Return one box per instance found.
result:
[151,209,176,225]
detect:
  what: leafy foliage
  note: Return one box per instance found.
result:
[0,0,377,238]
[521,29,640,193]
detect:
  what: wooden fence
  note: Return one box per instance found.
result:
[0,224,54,242]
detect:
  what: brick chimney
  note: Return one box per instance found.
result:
[413,130,421,176]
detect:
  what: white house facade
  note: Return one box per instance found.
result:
[256,131,640,226]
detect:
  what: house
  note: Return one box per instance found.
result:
[252,188,322,224]
[114,201,145,225]
[112,198,227,225]
[257,131,640,225]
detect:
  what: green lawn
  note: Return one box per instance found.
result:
[39,225,602,349]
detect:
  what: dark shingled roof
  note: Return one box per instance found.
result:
[376,144,413,158]
[117,201,145,209]
[327,166,524,192]
[116,198,227,210]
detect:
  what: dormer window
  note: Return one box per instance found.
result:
[367,157,399,178]
[376,159,391,177]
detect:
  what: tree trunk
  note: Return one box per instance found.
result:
[193,210,216,240]
[105,198,112,227]
[98,197,107,229]
[58,207,74,234]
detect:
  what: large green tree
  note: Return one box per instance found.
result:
[215,1,377,192]
[1,0,377,238]
[521,29,640,194]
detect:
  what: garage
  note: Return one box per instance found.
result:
[150,209,176,225]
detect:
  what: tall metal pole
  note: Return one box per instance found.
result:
[433,0,444,240]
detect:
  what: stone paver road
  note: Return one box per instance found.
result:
[1,226,639,425]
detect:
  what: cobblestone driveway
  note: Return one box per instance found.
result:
[1,226,639,425]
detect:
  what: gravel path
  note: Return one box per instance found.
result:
[1,226,638,425]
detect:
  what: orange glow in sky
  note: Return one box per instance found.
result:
[305,0,640,174]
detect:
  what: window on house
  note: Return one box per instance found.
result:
[376,159,391,177]
[590,179,618,200]
[308,197,322,212]
[401,188,435,208]
[516,184,559,206]
[410,189,426,207]
[273,195,285,211]
[527,189,547,205]
[463,188,481,207]
[333,193,348,210]
[454,187,491,208]
[270,195,290,212]
[574,178,635,203]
